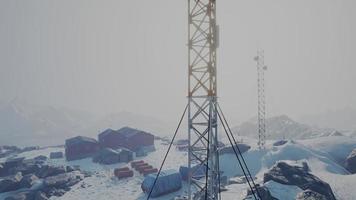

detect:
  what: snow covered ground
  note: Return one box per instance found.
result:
[220,136,356,200]
[1,135,355,200]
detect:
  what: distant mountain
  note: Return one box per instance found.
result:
[0,100,95,147]
[299,108,356,131]
[0,100,170,147]
[232,115,336,140]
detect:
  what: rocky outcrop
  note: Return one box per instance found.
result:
[6,190,35,200]
[20,174,39,188]
[246,184,278,200]
[36,165,66,178]
[4,190,34,200]
[34,155,47,162]
[345,148,356,174]
[43,171,83,193]
[21,146,40,152]
[35,191,49,200]
[296,189,329,200]
[330,131,343,137]
[0,154,84,199]
[2,158,26,175]
[0,146,22,159]
[0,172,23,193]
[273,140,288,146]
[0,163,3,176]
[3,171,84,199]
[264,162,336,200]
[10,160,41,176]
[4,190,49,200]
[66,165,76,172]
[49,152,64,159]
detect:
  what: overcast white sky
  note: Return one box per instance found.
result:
[0,0,355,124]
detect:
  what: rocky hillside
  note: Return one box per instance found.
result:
[232,115,336,140]
[0,100,169,147]
[0,100,94,147]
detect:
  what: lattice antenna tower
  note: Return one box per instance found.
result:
[254,50,267,149]
[187,0,220,199]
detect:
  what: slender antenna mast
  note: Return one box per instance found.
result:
[254,50,267,149]
[187,0,220,199]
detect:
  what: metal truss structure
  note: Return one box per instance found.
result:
[187,0,220,199]
[254,51,267,149]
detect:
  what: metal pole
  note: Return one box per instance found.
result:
[255,50,267,149]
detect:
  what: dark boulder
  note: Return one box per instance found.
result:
[330,131,343,137]
[21,146,39,153]
[20,174,39,188]
[11,160,41,176]
[4,190,47,200]
[36,165,66,178]
[0,146,22,159]
[296,189,329,200]
[5,193,28,200]
[66,165,76,172]
[264,162,336,200]
[219,143,250,155]
[5,194,27,200]
[3,157,25,171]
[49,152,64,159]
[175,139,189,146]
[273,140,288,146]
[40,171,83,198]
[246,184,278,200]
[34,155,48,162]
[0,163,4,175]
[46,188,67,197]
[2,146,21,152]
[4,191,33,200]
[73,165,81,171]
[35,191,49,200]
[345,148,356,174]
[43,171,83,189]
[1,158,28,177]
[0,153,7,159]
[0,172,23,193]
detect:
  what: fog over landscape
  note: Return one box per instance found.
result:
[1,0,355,128]
[1,1,356,200]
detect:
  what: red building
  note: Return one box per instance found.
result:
[98,127,154,152]
[98,129,126,149]
[65,136,100,161]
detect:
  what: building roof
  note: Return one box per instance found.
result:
[98,126,154,140]
[97,147,133,156]
[66,136,98,146]
[117,126,153,138]
[98,128,119,138]
[98,147,119,155]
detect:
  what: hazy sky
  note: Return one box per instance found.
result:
[0,0,355,124]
